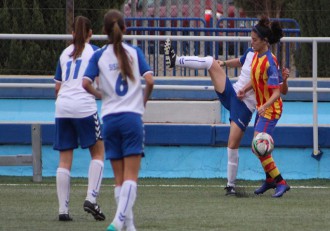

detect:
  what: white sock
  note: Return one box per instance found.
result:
[175,56,213,70]
[56,167,71,214]
[112,180,137,230]
[86,159,104,203]
[227,148,239,187]
[114,186,136,231]
[114,185,121,204]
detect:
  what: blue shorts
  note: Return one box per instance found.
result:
[216,77,252,131]
[102,112,144,160]
[254,114,279,136]
[53,112,102,151]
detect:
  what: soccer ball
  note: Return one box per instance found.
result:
[251,132,274,157]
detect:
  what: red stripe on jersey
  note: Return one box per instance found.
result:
[251,53,261,106]
[259,58,268,105]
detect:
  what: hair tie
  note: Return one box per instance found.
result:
[252,25,265,40]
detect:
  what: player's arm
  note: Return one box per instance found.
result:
[237,81,253,100]
[219,47,252,69]
[143,72,154,107]
[218,58,242,68]
[258,87,280,116]
[82,50,102,99]
[280,67,289,95]
[54,61,62,99]
[135,46,154,107]
[55,82,61,99]
[82,77,102,99]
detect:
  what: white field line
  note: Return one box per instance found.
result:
[1,184,329,189]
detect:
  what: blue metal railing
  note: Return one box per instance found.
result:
[216,18,301,76]
[125,17,301,77]
[126,17,208,77]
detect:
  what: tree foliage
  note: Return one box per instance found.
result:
[284,0,330,77]
[0,0,125,75]
[234,0,287,18]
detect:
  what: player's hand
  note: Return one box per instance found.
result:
[257,105,266,116]
[282,67,289,81]
[237,90,245,100]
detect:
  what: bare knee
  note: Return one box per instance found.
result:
[89,140,104,161]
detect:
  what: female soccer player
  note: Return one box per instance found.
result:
[82,9,154,231]
[54,16,105,221]
[238,15,290,197]
[164,40,289,196]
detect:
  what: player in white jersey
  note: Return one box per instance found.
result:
[82,9,154,231]
[164,40,289,196]
[53,16,105,222]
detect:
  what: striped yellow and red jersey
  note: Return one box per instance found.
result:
[251,50,283,120]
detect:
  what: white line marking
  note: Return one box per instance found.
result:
[1,184,329,189]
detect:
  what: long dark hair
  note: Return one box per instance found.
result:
[252,15,283,45]
[103,9,134,82]
[70,16,92,60]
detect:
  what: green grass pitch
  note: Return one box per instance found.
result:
[1,177,330,231]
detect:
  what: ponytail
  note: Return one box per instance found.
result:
[70,16,92,60]
[103,10,134,82]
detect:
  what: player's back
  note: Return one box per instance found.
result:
[55,43,98,118]
[95,43,148,117]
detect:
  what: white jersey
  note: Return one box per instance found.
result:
[83,43,153,118]
[54,43,99,118]
[232,48,257,112]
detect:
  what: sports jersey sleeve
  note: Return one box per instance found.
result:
[83,49,103,82]
[239,47,254,65]
[54,60,62,82]
[278,67,283,84]
[265,52,280,88]
[135,46,153,77]
[267,64,280,88]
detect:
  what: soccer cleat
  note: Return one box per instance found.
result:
[59,213,73,221]
[126,226,137,231]
[254,181,276,195]
[164,38,176,68]
[224,186,236,196]
[272,183,290,198]
[106,223,118,231]
[83,200,105,221]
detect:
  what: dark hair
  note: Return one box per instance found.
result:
[70,16,92,60]
[252,15,283,45]
[103,9,134,82]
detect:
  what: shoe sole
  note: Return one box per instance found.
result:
[83,206,105,221]
[164,38,171,55]
[225,193,237,196]
[272,186,291,198]
[59,217,73,221]
[254,185,276,195]
[59,214,73,221]
[164,38,174,68]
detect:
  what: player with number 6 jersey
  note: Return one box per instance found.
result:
[83,41,152,118]
[83,9,154,231]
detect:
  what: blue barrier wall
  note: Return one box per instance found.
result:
[1,145,329,179]
[0,77,329,179]
[1,123,330,148]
